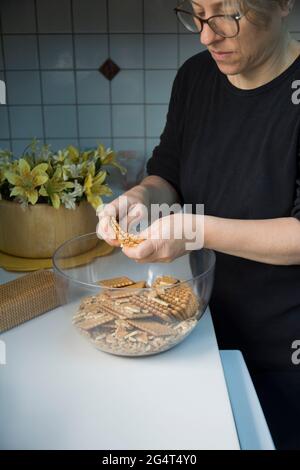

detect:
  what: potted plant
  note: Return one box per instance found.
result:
[0,140,126,259]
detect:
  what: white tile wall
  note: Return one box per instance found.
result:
[111,70,144,104]
[72,0,107,33]
[110,34,144,68]
[108,0,143,33]
[1,0,36,34]
[3,35,39,69]
[36,0,72,33]
[144,0,178,33]
[145,34,178,68]
[74,35,108,69]
[0,0,299,165]
[6,71,41,105]
[39,35,74,69]
[76,71,110,104]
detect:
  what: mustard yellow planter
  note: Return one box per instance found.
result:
[0,199,98,259]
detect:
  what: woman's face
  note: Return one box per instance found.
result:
[195,0,291,76]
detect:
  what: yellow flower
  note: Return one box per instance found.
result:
[0,152,12,184]
[83,166,112,210]
[81,150,93,162]
[96,144,127,175]
[52,149,68,164]
[39,167,74,209]
[66,145,80,164]
[5,159,49,205]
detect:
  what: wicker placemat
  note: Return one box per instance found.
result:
[0,240,114,272]
[0,269,61,333]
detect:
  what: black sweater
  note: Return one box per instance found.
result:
[146,50,300,371]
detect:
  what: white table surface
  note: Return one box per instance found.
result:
[0,266,240,450]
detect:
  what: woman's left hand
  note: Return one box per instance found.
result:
[122,213,204,263]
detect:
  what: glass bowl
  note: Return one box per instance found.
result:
[52,232,216,357]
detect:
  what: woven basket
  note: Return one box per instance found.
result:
[0,270,61,333]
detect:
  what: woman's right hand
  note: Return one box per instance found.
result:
[96,184,151,247]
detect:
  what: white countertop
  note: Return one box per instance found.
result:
[0,266,240,450]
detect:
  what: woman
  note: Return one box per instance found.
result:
[98,0,300,449]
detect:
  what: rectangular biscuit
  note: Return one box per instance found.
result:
[77,314,114,330]
[98,276,135,288]
[127,319,175,337]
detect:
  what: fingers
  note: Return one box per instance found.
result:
[96,219,120,246]
[121,239,155,261]
[97,195,148,245]
[119,202,148,234]
[96,200,119,245]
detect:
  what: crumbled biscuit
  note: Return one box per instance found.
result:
[74,274,201,355]
[110,216,145,248]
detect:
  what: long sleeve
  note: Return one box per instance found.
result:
[146,70,184,203]
[291,139,300,221]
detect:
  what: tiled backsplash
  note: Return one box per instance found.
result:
[0,0,300,168]
[0,0,204,166]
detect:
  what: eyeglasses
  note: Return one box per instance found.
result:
[174,0,244,39]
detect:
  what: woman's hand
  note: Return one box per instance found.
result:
[96,185,150,247]
[122,213,204,263]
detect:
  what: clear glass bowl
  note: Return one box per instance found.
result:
[52,232,216,357]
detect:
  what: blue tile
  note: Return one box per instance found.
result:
[44,105,77,138]
[112,105,144,138]
[0,140,11,151]
[3,35,39,69]
[42,71,75,104]
[113,138,145,154]
[11,139,37,157]
[0,37,3,69]
[6,71,41,105]
[111,70,144,104]
[109,0,143,33]
[178,5,192,35]
[37,0,72,33]
[1,0,36,33]
[144,0,178,33]
[39,35,74,69]
[78,105,111,138]
[178,21,191,34]
[289,2,300,31]
[73,0,107,33]
[145,70,176,103]
[76,71,109,104]
[110,34,143,69]
[10,106,44,139]
[179,34,205,65]
[46,138,80,152]
[75,35,108,69]
[146,137,161,158]
[0,107,10,138]
[145,34,178,69]
[80,138,112,151]
[146,104,168,137]
[113,139,146,188]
